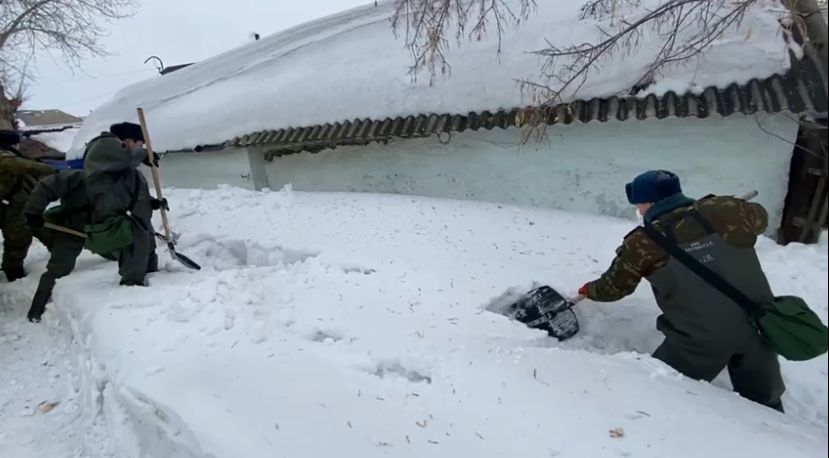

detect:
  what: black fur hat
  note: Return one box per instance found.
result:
[109,122,144,142]
[0,129,21,146]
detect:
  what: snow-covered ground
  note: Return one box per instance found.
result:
[69,0,795,154]
[0,246,118,458]
[2,186,826,457]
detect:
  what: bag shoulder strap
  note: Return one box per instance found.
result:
[641,221,762,318]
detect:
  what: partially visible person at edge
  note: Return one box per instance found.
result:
[83,122,164,287]
[0,129,57,282]
[577,170,785,413]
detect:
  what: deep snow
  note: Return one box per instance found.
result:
[0,246,118,458]
[68,0,795,155]
[4,186,825,457]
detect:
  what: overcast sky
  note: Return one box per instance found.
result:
[23,0,370,117]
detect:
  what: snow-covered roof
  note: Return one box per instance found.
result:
[70,0,807,156]
[27,128,79,153]
[17,109,83,132]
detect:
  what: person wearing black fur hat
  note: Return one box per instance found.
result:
[81,122,162,286]
[0,129,57,281]
[77,122,159,166]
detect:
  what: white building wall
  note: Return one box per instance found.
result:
[261,113,799,233]
[154,148,254,190]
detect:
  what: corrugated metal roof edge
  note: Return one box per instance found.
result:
[180,48,827,157]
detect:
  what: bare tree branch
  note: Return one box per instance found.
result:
[514,0,808,140]
[391,0,813,143]
[0,0,136,128]
[391,0,535,85]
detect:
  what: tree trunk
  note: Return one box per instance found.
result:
[793,0,829,80]
[0,82,19,130]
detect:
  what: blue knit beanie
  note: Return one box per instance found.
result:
[625,170,683,204]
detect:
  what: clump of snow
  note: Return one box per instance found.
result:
[10,186,824,457]
[30,128,80,153]
[68,0,793,156]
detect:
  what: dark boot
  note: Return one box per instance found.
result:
[119,279,147,287]
[27,289,52,323]
[27,274,57,323]
[767,400,785,413]
[3,265,27,282]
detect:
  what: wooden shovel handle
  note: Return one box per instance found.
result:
[44,222,86,239]
[136,107,172,243]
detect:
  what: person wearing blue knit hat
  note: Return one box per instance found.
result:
[577,170,787,413]
[625,170,691,222]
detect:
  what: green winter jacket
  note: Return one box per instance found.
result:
[82,132,153,224]
[25,170,91,231]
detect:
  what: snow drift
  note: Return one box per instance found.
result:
[68,0,794,155]
[16,186,826,457]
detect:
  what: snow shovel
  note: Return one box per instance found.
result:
[499,190,760,341]
[500,285,583,341]
[136,107,201,271]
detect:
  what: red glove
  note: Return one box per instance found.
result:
[577,283,590,298]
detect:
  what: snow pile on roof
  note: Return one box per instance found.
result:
[30,128,79,153]
[16,187,826,456]
[68,0,794,156]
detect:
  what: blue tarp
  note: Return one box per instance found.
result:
[41,158,84,170]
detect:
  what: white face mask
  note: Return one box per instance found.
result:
[635,208,644,226]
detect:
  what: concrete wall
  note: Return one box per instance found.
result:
[155,113,799,234]
[260,113,799,233]
[154,148,254,190]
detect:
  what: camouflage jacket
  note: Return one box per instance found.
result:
[585,195,768,302]
[0,146,57,205]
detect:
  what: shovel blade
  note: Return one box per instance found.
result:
[167,242,201,270]
[507,285,580,340]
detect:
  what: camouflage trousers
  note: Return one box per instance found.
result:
[0,201,33,276]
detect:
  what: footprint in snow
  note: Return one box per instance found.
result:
[369,360,432,384]
[340,263,376,275]
[306,328,346,344]
[167,234,320,271]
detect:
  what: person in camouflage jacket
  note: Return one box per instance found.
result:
[578,170,785,413]
[0,129,57,281]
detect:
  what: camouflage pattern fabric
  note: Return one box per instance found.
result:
[0,148,56,277]
[585,194,768,301]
